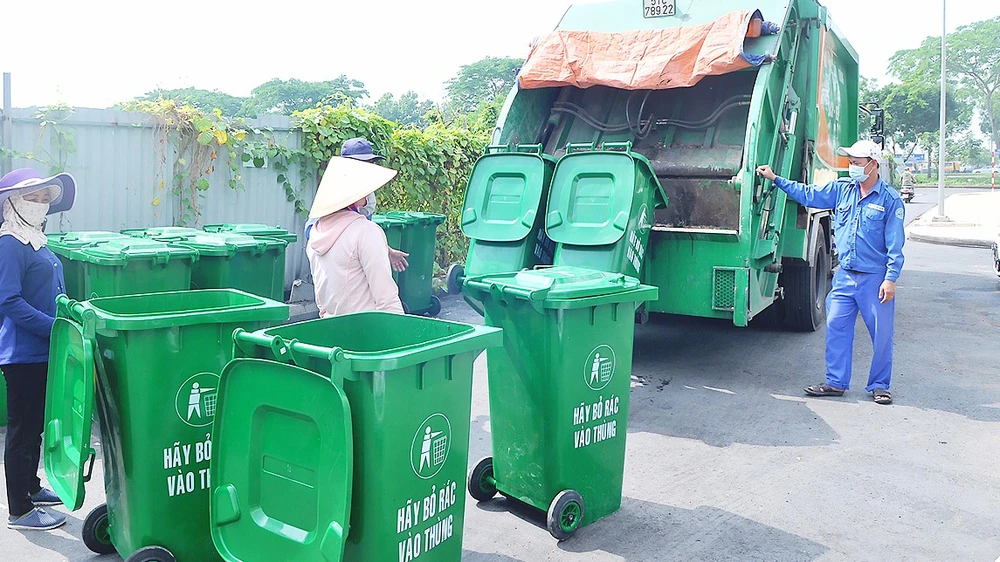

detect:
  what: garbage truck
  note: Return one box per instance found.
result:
[456,0,875,331]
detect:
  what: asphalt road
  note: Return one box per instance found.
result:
[2,199,999,561]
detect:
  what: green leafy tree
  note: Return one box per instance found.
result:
[445,57,523,115]
[245,76,369,115]
[372,91,435,127]
[888,16,1000,154]
[130,88,247,117]
[950,130,991,167]
[877,80,965,161]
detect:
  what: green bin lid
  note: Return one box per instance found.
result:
[379,211,446,226]
[202,223,298,244]
[210,359,353,562]
[47,231,132,257]
[166,233,286,257]
[463,265,658,309]
[461,151,554,243]
[72,238,199,266]
[121,226,202,239]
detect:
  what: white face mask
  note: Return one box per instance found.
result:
[848,162,871,182]
[10,196,49,227]
[359,193,376,218]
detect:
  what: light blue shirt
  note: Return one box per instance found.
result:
[774,176,905,282]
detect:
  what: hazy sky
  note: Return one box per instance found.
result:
[3,0,998,109]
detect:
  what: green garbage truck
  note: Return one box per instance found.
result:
[470,0,875,330]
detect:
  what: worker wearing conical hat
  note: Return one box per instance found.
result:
[306,156,404,317]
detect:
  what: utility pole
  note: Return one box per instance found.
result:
[936,0,948,220]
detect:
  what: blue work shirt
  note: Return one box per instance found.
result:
[0,236,65,365]
[774,176,905,282]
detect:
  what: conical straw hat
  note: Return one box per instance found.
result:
[309,156,398,219]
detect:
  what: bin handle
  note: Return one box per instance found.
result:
[152,248,172,266]
[515,143,543,155]
[601,141,633,152]
[232,330,355,384]
[82,448,97,482]
[565,142,595,154]
[56,295,98,332]
[484,144,512,155]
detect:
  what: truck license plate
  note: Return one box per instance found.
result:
[643,0,676,18]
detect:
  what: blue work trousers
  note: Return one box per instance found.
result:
[825,268,895,392]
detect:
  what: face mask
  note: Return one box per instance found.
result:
[11,196,49,228]
[848,163,871,182]
[359,193,376,218]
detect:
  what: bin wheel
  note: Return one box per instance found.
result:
[401,301,411,315]
[635,305,649,325]
[468,457,498,502]
[447,264,465,295]
[426,295,442,317]
[546,489,584,541]
[82,503,116,555]
[125,546,175,562]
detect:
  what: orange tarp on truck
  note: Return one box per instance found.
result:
[518,10,775,91]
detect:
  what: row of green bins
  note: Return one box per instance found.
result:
[209,312,502,561]
[546,142,667,280]
[462,266,657,540]
[202,223,298,245]
[373,211,446,316]
[47,233,199,301]
[44,289,288,562]
[123,228,289,302]
[448,144,557,311]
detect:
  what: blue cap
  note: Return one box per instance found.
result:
[340,138,384,162]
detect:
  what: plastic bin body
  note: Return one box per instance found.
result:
[461,146,557,286]
[463,266,657,529]
[211,313,501,562]
[175,234,287,301]
[546,145,667,279]
[43,290,288,561]
[202,223,298,245]
[56,238,198,300]
[373,212,445,314]
[47,232,135,300]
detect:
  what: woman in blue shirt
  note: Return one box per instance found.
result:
[0,168,76,531]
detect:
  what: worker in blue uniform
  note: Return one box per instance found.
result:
[756,140,905,405]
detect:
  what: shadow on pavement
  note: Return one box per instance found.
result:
[558,497,828,561]
[462,550,526,562]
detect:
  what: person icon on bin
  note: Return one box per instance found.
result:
[591,353,602,385]
[187,382,216,421]
[419,426,444,472]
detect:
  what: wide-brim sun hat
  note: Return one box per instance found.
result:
[0,168,77,225]
[309,157,398,220]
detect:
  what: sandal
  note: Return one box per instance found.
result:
[804,383,846,397]
[872,388,893,405]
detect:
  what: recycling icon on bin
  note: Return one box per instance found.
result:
[410,413,452,479]
[175,373,221,428]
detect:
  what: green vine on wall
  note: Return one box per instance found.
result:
[0,103,78,174]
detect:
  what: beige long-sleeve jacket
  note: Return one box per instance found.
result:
[307,210,404,317]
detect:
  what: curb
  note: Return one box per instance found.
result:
[907,231,994,249]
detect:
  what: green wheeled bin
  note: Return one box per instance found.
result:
[208,312,502,561]
[463,266,657,540]
[373,212,446,316]
[49,237,198,301]
[43,289,288,562]
[448,144,557,313]
[202,223,298,245]
[47,231,133,301]
[165,233,288,302]
[546,142,668,280]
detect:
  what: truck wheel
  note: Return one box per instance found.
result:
[784,237,831,332]
[125,546,175,562]
[82,504,116,555]
[468,457,498,502]
[547,490,584,541]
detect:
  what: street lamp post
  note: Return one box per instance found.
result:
[936,0,948,219]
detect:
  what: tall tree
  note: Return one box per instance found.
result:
[888,16,1000,153]
[372,91,434,127]
[245,76,369,115]
[131,87,247,116]
[445,57,523,115]
[878,80,965,160]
